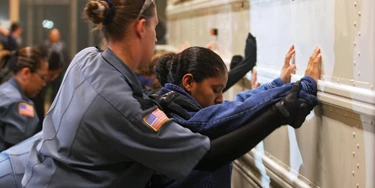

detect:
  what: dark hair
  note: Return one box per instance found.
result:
[155,47,227,87]
[3,47,45,74]
[0,50,12,68]
[10,22,21,33]
[39,46,64,70]
[84,0,156,42]
[47,50,64,70]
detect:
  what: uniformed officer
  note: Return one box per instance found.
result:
[22,1,317,187]
[0,47,48,151]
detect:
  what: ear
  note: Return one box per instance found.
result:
[182,73,194,92]
[20,67,32,81]
[135,19,147,38]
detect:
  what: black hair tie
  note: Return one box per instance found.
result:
[103,0,116,25]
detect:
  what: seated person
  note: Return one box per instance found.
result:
[148,45,320,187]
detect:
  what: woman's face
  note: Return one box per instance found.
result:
[25,59,48,98]
[141,7,159,67]
[187,72,228,108]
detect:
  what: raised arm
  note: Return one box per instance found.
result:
[223,33,257,92]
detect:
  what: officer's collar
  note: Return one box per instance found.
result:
[9,78,29,100]
[101,48,144,96]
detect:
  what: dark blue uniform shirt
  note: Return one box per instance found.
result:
[22,47,210,188]
[0,78,39,151]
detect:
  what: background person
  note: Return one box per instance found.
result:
[1,22,23,51]
[0,47,48,151]
[30,48,64,133]
[40,28,69,103]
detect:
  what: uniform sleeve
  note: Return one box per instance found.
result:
[1,102,37,148]
[87,92,210,182]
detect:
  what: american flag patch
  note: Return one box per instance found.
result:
[18,102,34,117]
[143,108,169,132]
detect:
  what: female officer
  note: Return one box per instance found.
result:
[22,1,318,187]
[149,46,320,187]
[0,47,48,151]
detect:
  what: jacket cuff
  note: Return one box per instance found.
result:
[300,76,317,96]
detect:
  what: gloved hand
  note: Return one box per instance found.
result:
[244,32,257,65]
[150,91,201,120]
[273,81,315,128]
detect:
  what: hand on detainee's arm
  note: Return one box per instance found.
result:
[273,81,314,128]
[150,91,201,120]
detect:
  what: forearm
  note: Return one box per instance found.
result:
[195,107,280,171]
[224,57,256,92]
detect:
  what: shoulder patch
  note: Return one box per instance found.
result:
[18,102,35,118]
[143,108,168,132]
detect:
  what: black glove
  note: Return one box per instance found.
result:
[150,91,201,120]
[273,81,314,128]
[244,32,257,65]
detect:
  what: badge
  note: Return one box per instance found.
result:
[18,102,35,118]
[143,108,168,132]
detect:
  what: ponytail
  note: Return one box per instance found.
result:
[155,53,176,87]
[0,50,12,69]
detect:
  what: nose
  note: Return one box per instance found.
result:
[215,93,223,104]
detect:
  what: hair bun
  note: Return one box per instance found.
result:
[84,1,108,25]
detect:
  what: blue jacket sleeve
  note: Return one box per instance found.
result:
[172,76,317,139]
[235,77,284,102]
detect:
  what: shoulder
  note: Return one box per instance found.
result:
[64,47,129,105]
[73,47,100,60]
[0,82,22,104]
[67,47,103,73]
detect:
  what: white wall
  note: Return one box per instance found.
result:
[166,0,375,187]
